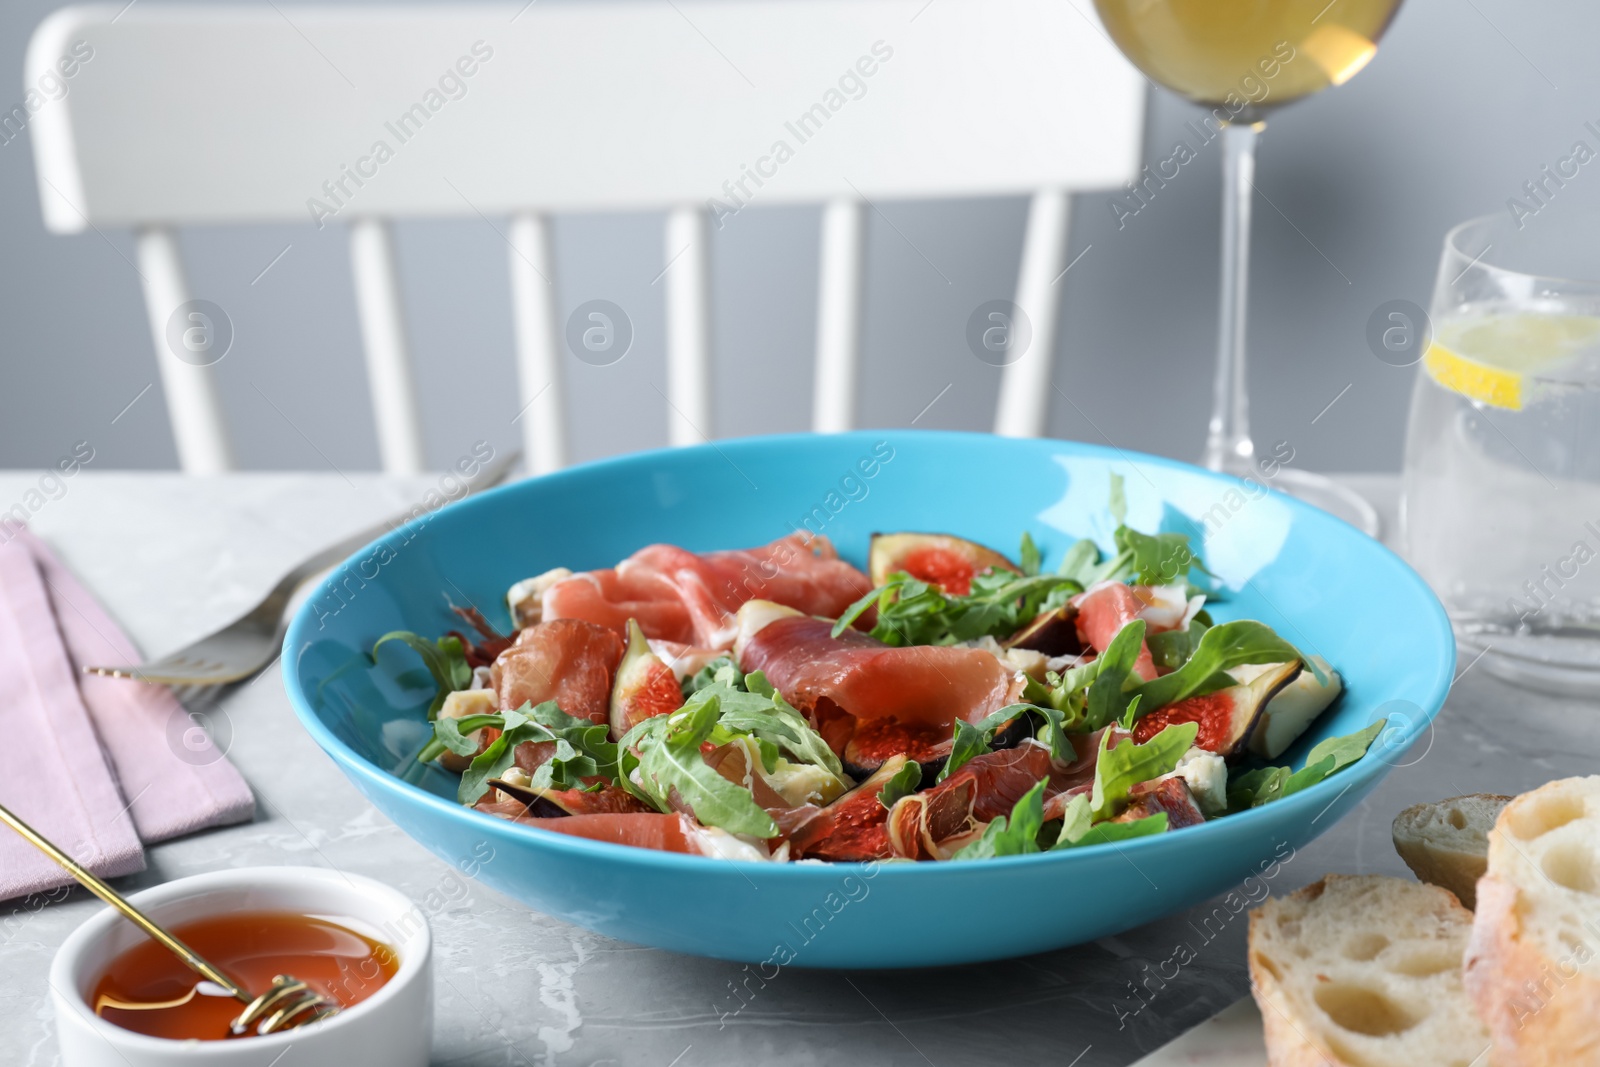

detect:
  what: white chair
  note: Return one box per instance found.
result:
[26,1,1143,475]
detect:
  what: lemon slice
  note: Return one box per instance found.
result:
[1424,313,1600,410]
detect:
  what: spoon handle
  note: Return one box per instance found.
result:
[0,801,249,1003]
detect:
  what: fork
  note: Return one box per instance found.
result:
[85,450,521,687]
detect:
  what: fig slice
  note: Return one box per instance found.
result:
[868,532,1019,595]
[1131,660,1303,761]
[788,755,911,862]
[839,713,1032,781]
[608,618,684,742]
[1119,777,1206,830]
[1002,606,1083,657]
[479,776,652,817]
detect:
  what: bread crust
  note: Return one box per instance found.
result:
[1465,870,1600,1065]
[1249,905,1348,1067]
[1392,794,1511,910]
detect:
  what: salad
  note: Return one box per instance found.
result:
[376,476,1380,863]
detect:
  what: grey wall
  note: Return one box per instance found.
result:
[1,0,1594,473]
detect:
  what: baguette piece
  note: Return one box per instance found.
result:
[1393,794,1512,909]
[1464,775,1600,1067]
[1248,875,1490,1067]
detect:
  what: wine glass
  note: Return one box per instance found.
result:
[1094,0,1403,536]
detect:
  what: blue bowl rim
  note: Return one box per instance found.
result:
[282,429,1455,879]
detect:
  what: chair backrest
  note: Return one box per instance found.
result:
[27,1,1143,474]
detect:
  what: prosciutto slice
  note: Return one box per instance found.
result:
[491,618,625,722]
[1071,582,1199,682]
[736,605,1025,733]
[541,533,871,649]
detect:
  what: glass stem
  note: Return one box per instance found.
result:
[1202,120,1263,474]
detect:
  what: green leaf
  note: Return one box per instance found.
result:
[1048,793,1170,849]
[1132,620,1304,714]
[877,760,923,810]
[1304,719,1386,775]
[628,696,780,838]
[1090,721,1199,820]
[1116,694,1144,732]
[1281,756,1339,799]
[683,656,746,697]
[433,712,500,757]
[1109,471,1127,527]
[372,631,473,718]
[1147,618,1210,673]
[1226,765,1289,812]
[1019,531,1041,577]
[1085,619,1147,731]
[1049,793,1093,848]
[453,701,623,805]
[951,778,1048,860]
[1056,538,1102,585]
[712,671,846,780]
[831,579,906,638]
[1064,813,1169,848]
[1226,720,1387,811]
[834,569,1082,649]
[939,718,990,783]
[1114,527,1211,587]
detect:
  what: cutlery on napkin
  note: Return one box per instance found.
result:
[0,529,253,901]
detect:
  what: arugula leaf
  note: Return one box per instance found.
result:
[1147,617,1210,672]
[1050,793,1093,847]
[1226,765,1289,811]
[1068,813,1169,847]
[952,778,1048,860]
[1303,719,1387,775]
[1226,721,1388,811]
[1114,526,1210,587]
[935,704,1035,783]
[453,701,625,805]
[939,719,989,783]
[1090,722,1199,820]
[877,760,923,810]
[372,631,473,718]
[427,712,503,760]
[1116,695,1144,732]
[1131,620,1304,714]
[1056,538,1102,585]
[1085,620,1148,730]
[714,671,846,779]
[626,696,780,838]
[831,578,907,637]
[833,570,1083,649]
[683,656,746,697]
[1019,532,1041,577]
[1047,792,1170,850]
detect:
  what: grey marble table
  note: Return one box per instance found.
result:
[2,472,1594,1067]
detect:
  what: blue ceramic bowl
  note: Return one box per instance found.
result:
[283,431,1453,969]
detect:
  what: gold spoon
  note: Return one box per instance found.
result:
[0,801,339,1036]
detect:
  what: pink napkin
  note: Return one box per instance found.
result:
[0,529,254,901]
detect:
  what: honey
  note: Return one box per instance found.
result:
[91,910,397,1040]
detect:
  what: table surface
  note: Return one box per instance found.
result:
[2,471,1591,1067]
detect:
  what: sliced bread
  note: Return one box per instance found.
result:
[1464,775,1600,1066]
[1393,794,1512,909]
[1248,874,1491,1067]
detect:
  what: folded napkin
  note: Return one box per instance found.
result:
[0,528,255,901]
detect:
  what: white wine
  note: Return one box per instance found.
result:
[1094,0,1402,122]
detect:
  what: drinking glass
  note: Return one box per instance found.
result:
[1094,0,1403,535]
[1403,214,1600,693]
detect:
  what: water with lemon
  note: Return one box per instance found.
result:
[1403,307,1600,680]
